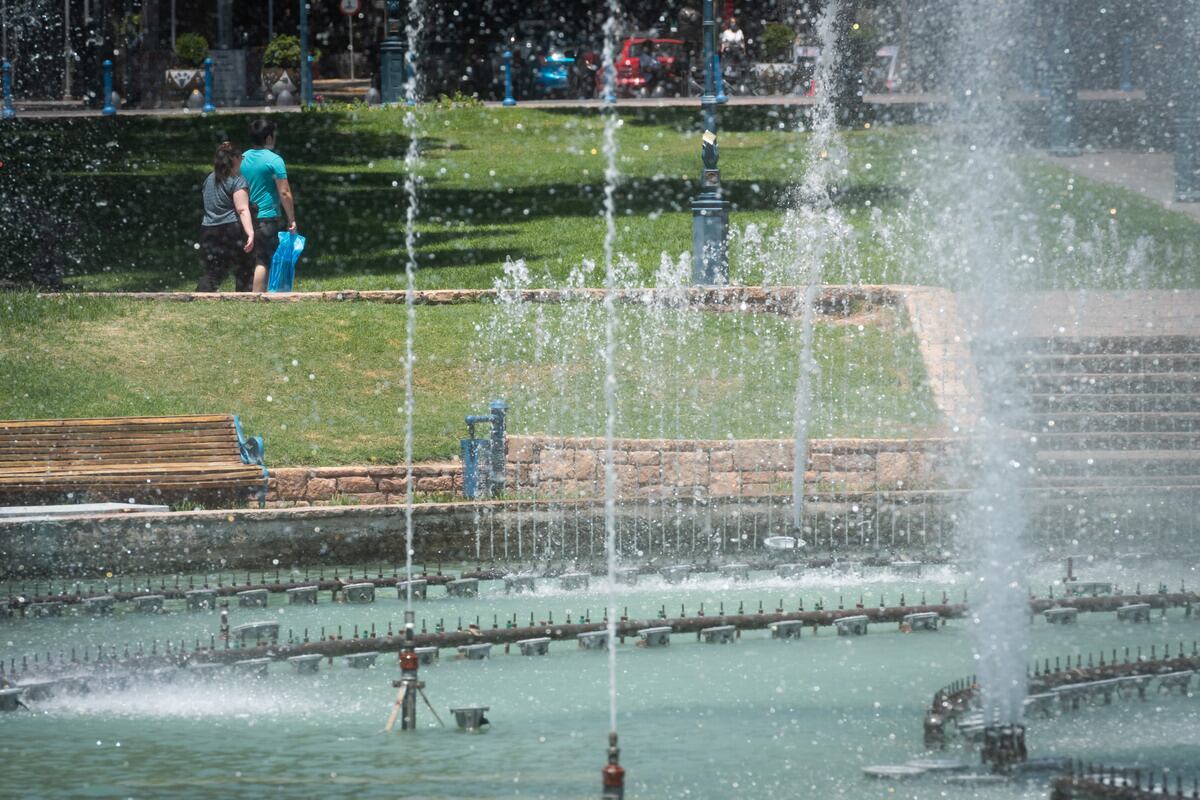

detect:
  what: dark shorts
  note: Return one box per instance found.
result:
[196,222,253,292]
[253,216,283,268]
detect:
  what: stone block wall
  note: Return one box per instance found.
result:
[265,437,958,506]
[506,435,959,499]
[267,463,461,506]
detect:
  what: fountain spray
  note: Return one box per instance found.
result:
[387,0,434,734]
[599,0,625,795]
[790,0,849,535]
[925,0,1035,767]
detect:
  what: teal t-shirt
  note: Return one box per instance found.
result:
[241,147,288,219]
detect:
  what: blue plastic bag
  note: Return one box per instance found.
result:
[267,230,306,292]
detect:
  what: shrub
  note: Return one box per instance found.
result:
[760,23,794,62]
[263,35,322,69]
[174,33,208,68]
[263,35,300,68]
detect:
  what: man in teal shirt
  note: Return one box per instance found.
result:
[242,118,298,292]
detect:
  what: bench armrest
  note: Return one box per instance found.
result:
[241,435,265,466]
[232,416,266,466]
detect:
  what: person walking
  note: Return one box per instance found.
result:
[241,118,298,293]
[195,142,255,292]
[720,19,746,58]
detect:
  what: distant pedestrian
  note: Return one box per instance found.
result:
[195,141,255,292]
[720,19,746,59]
[242,118,298,293]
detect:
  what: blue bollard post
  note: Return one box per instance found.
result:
[502,50,516,106]
[1118,33,1133,92]
[101,59,116,115]
[714,53,727,104]
[1,60,15,120]
[602,61,616,104]
[306,55,314,105]
[299,0,311,107]
[202,57,216,113]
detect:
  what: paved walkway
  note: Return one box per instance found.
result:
[1044,150,1200,223]
[8,91,927,117]
[8,88,1147,118]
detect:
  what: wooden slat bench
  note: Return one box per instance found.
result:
[0,415,267,507]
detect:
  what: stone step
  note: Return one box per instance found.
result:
[1027,412,1200,434]
[1029,393,1200,413]
[1035,474,1200,488]
[1018,336,1200,355]
[1018,372,1200,394]
[1017,353,1200,373]
[1035,449,1200,477]
[1031,431,1200,450]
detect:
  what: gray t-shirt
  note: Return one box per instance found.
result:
[201,173,249,227]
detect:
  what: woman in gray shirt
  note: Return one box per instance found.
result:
[195,141,256,292]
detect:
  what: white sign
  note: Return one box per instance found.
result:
[339,0,361,15]
[166,69,198,89]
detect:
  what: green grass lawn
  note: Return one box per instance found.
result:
[2,104,1196,291]
[1,105,1193,467]
[0,294,939,465]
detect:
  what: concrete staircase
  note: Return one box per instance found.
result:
[1016,335,1200,490]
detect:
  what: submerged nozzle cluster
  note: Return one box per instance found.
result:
[601,731,625,799]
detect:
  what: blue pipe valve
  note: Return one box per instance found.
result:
[461,399,507,499]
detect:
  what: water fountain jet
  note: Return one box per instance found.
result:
[981,723,1028,773]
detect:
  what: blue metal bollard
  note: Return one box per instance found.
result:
[1,60,14,120]
[502,50,516,106]
[714,53,727,104]
[1119,33,1133,92]
[101,59,116,115]
[202,57,216,113]
[299,0,312,107]
[306,54,315,105]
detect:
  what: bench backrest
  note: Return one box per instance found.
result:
[0,415,246,468]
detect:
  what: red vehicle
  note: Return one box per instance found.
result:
[600,37,688,97]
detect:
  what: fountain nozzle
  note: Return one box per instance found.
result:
[981,724,1027,773]
[601,731,625,799]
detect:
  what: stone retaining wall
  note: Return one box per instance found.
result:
[265,436,958,506]
[506,435,959,499]
[59,285,903,315]
[267,463,461,505]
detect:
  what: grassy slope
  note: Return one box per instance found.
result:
[0,295,938,465]
[2,105,1195,291]
[2,106,1193,466]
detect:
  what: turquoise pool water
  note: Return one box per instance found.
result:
[1,559,1197,799]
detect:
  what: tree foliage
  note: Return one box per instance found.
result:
[174,33,209,68]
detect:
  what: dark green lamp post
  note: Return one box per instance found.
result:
[1175,2,1200,201]
[381,0,405,104]
[691,0,729,285]
[1046,1,1079,156]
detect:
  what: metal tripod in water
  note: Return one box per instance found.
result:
[384,611,444,732]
